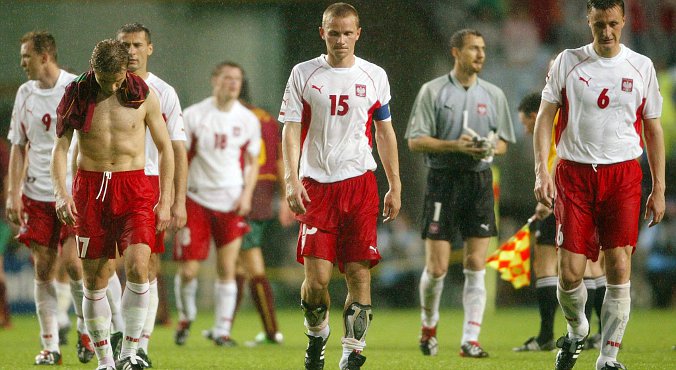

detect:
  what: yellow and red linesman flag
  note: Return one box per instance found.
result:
[486,218,534,289]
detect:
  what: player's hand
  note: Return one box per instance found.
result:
[534,172,556,208]
[154,200,171,232]
[170,200,187,229]
[535,202,553,220]
[6,194,25,226]
[278,197,296,227]
[286,180,310,215]
[382,188,401,223]
[455,134,486,158]
[55,195,77,226]
[235,195,252,217]
[645,190,665,227]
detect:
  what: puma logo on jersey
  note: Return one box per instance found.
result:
[579,76,591,87]
[311,85,324,93]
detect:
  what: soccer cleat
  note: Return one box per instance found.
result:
[136,348,153,368]
[34,350,62,365]
[115,355,149,370]
[554,334,586,370]
[304,333,329,370]
[419,325,438,356]
[110,331,123,361]
[174,320,191,346]
[58,325,70,346]
[340,351,366,370]
[203,329,237,347]
[513,336,556,352]
[244,331,284,347]
[459,341,489,358]
[600,361,627,370]
[76,331,95,363]
[584,333,602,350]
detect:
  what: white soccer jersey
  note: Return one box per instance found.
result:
[184,98,261,212]
[7,70,76,201]
[144,72,186,176]
[278,55,392,183]
[542,44,662,164]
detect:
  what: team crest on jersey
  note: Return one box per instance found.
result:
[233,127,241,136]
[477,103,487,116]
[355,84,366,97]
[621,78,633,92]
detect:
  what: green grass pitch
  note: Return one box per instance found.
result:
[1,308,674,369]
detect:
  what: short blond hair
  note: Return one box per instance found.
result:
[322,2,359,28]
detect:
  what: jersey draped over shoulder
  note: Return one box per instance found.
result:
[56,70,149,137]
[183,98,261,212]
[542,44,663,164]
[8,70,76,202]
[405,73,515,171]
[278,55,392,183]
[144,72,186,176]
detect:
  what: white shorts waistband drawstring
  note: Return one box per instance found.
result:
[592,163,598,172]
[95,171,112,202]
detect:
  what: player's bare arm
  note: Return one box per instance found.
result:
[51,128,76,226]
[145,89,175,231]
[643,117,666,227]
[282,121,310,214]
[276,143,295,226]
[408,134,486,157]
[533,100,559,208]
[170,139,188,229]
[235,149,260,217]
[6,143,27,226]
[375,119,401,223]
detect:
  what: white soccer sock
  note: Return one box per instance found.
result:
[595,282,631,370]
[419,268,445,328]
[107,272,124,334]
[119,281,149,360]
[83,287,114,367]
[70,279,87,333]
[175,274,198,322]
[461,269,486,344]
[557,281,589,339]
[139,279,158,352]
[54,280,72,330]
[35,279,59,352]
[213,280,237,337]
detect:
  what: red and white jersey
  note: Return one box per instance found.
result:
[542,44,662,164]
[144,72,186,176]
[184,98,261,212]
[278,55,392,183]
[8,70,76,201]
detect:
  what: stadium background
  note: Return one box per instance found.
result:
[0,0,673,313]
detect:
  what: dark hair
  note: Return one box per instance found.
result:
[323,2,360,28]
[518,93,541,115]
[90,39,129,74]
[20,31,57,61]
[211,61,244,78]
[449,29,483,50]
[116,22,152,43]
[587,0,624,15]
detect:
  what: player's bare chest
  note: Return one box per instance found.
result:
[91,99,145,133]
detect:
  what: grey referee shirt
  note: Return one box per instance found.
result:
[405,72,515,172]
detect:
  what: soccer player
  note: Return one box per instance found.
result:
[233,94,294,346]
[279,3,401,369]
[7,31,86,365]
[52,39,174,370]
[117,23,188,366]
[513,92,558,352]
[173,61,260,348]
[533,1,665,369]
[405,28,515,358]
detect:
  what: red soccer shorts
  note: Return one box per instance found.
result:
[173,197,250,261]
[17,195,62,249]
[554,159,642,261]
[73,169,156,259]
[296,171,381,273]
[148,175,165,254]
